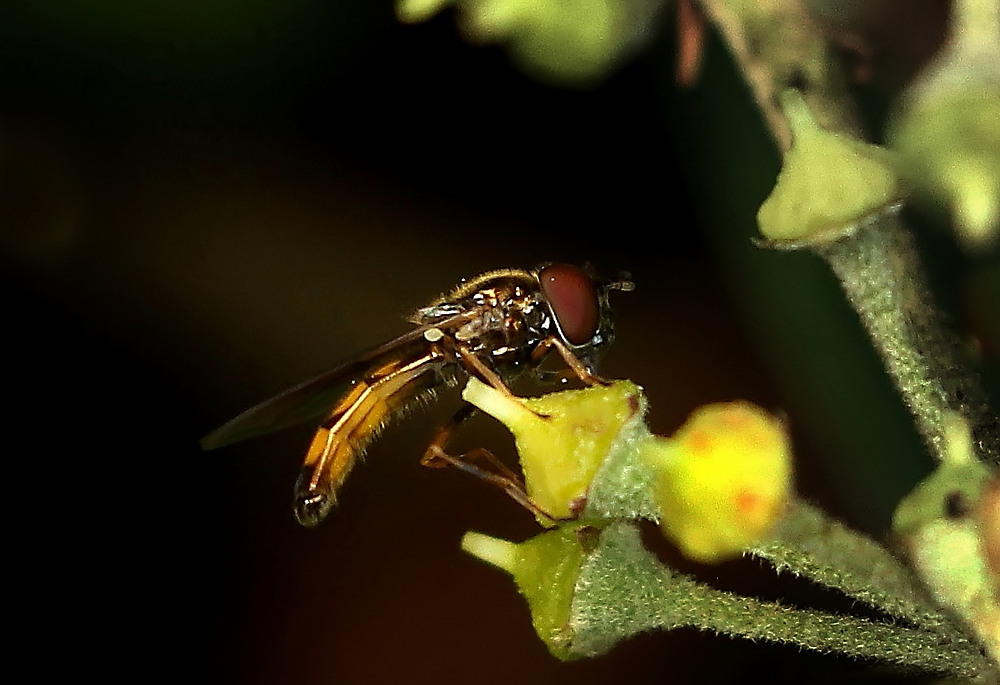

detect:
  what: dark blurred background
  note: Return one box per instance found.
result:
[2,1,992,684]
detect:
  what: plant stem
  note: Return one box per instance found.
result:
[699,0,999,465]
[817,209,1000,465]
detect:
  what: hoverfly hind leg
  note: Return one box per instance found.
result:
[421,405,520,483]
[424,444,561,524]
[422,407,562,524]
[419,404,476,469]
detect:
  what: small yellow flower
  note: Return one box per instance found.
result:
[647,402,793,563]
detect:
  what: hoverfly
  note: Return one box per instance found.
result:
[201,263,632,527]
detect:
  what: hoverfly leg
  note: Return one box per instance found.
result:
[462,447,525,485]
[420,405,524,483]
[454,345,520,398]
[423,443,561,524]
[421,404,562,522]
[420,403,475,469]
[425,445,523,485]
[531,336,610,386]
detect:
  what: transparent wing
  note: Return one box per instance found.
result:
[201,325,442,450]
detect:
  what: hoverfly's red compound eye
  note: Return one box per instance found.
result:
[538,263,600,346]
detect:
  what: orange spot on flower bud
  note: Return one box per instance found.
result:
[735,489,761,515]
[685,429,712,454]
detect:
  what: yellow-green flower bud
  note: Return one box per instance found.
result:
[462,377,644,520]
[647,401,793,563]
[461,525,591,658]
[757,90,899,244]
[396,0,657,85]
[887,0,1000,253]
[893,415,1000,661]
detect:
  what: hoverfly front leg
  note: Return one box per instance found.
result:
[420,405,521,482]
[453,345,520,399]
[531,335,610,386]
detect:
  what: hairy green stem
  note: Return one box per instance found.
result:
[817,209,1000,465]
[701,0,999,465]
